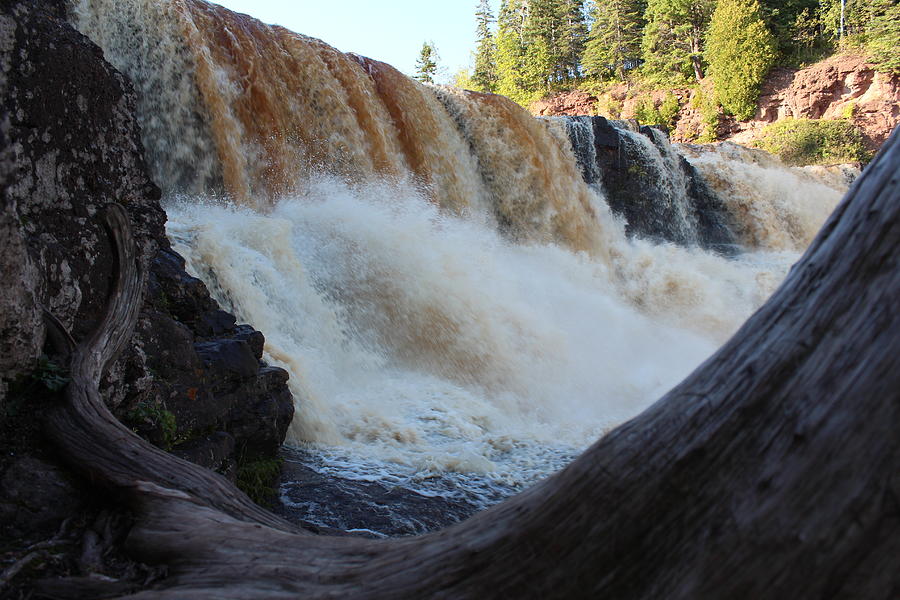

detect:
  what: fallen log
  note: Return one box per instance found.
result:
[45,129,900,599]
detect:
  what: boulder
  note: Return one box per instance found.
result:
[0,0,294,558]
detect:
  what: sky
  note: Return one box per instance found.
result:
[208,1,502,83]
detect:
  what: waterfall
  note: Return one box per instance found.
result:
[69,0,852,532]
[69,0,607,256]
[552,116,853,253]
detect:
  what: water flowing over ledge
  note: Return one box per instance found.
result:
[70,0,852,533]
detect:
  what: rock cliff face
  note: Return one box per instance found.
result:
[728,54,900,150]
[555,116,736,253]
[0,0,293,567]
[531,54,899,152]
[531,90,599,117]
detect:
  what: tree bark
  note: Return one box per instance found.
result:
[46,130,900,599]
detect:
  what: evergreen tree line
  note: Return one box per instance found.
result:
[462,0,899,120]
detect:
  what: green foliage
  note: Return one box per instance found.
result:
[783,7,832,67]
[453,68,475,90]
[2,356,69,424]
[753,118,872,165]
[459,0,892,106]
[583,0,645,80]
[706,0,777,120]
[757,0,821,58]
[512,0,588,84]
[414,41,438,84]
[690,84,721,142]
[31,355,69,392]
[524,0,587,85]
[631,92,681,128]
[236,457,284,506]
[819,0,887,45]
[658,91,682,128]
[597,95,623,118]
[495,0,530,102]
[127,401,179,450]
[558,0,589,81]
[641,0,714,84]
[866,1,900,75]
[842,101,857,119]
[495,0,574,105]
[472,0,499,92]
[633,96,659,124]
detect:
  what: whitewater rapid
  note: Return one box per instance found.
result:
[69,0,848,530]
[166,177,802,495]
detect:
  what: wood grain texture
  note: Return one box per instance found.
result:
[47,128,900,598]
[44,205,301,536]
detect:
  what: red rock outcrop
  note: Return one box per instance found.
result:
[531,89,599,116]
[730,54,900,150]
[530,54,899,151]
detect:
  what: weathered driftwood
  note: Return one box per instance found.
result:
[43,205,300,536]
[47,130,900,599]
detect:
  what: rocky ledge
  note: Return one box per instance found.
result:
[0,0,293,590]
[531,54,899,152]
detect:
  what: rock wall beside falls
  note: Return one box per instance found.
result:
[553,116,737,253]
[0,0,293,560]
[532,54,899,152]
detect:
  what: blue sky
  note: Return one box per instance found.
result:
[208,1,502,83]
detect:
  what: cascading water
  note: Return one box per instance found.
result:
[678,142,856,251]
[70,0,853,534]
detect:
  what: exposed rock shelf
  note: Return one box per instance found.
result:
[0,1,293,588]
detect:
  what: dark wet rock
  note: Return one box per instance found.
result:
[559,115,737,254]
[196,339,261,383]
[0,0,293,558]
[233,324,266,360]
[171,431,237,477]
[224,366,294,461]
[0,457,86,541]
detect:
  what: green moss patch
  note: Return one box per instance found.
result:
[753,118,872,166]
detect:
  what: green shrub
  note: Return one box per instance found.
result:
[841,101,858,120]
[658,92,682,129]
[633,96,661,125]
[32,355,69,392]
[237,457,283,506]
[753,118,872,165]
[127,401,179,450]
[706,0,777,120]
[693,86,720,143]
[599,96,623,119]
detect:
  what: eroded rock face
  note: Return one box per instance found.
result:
[0,0,293,548]
[716,55,899,150]
[531,55,898,152]
[531,90,599,117]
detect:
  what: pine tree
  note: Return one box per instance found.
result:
[472,0,499,92]
[706,0,777,120]
[582,0,645,81]
[640,0,714,84]
[558,0,588,80]
[490,0,586,101]
[495,0,536,103]
[523,0,561,84]
[414,41,439,84]
[756,0,821,58]
[866,0,900,75]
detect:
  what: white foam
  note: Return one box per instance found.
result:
[166,176,797,487]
